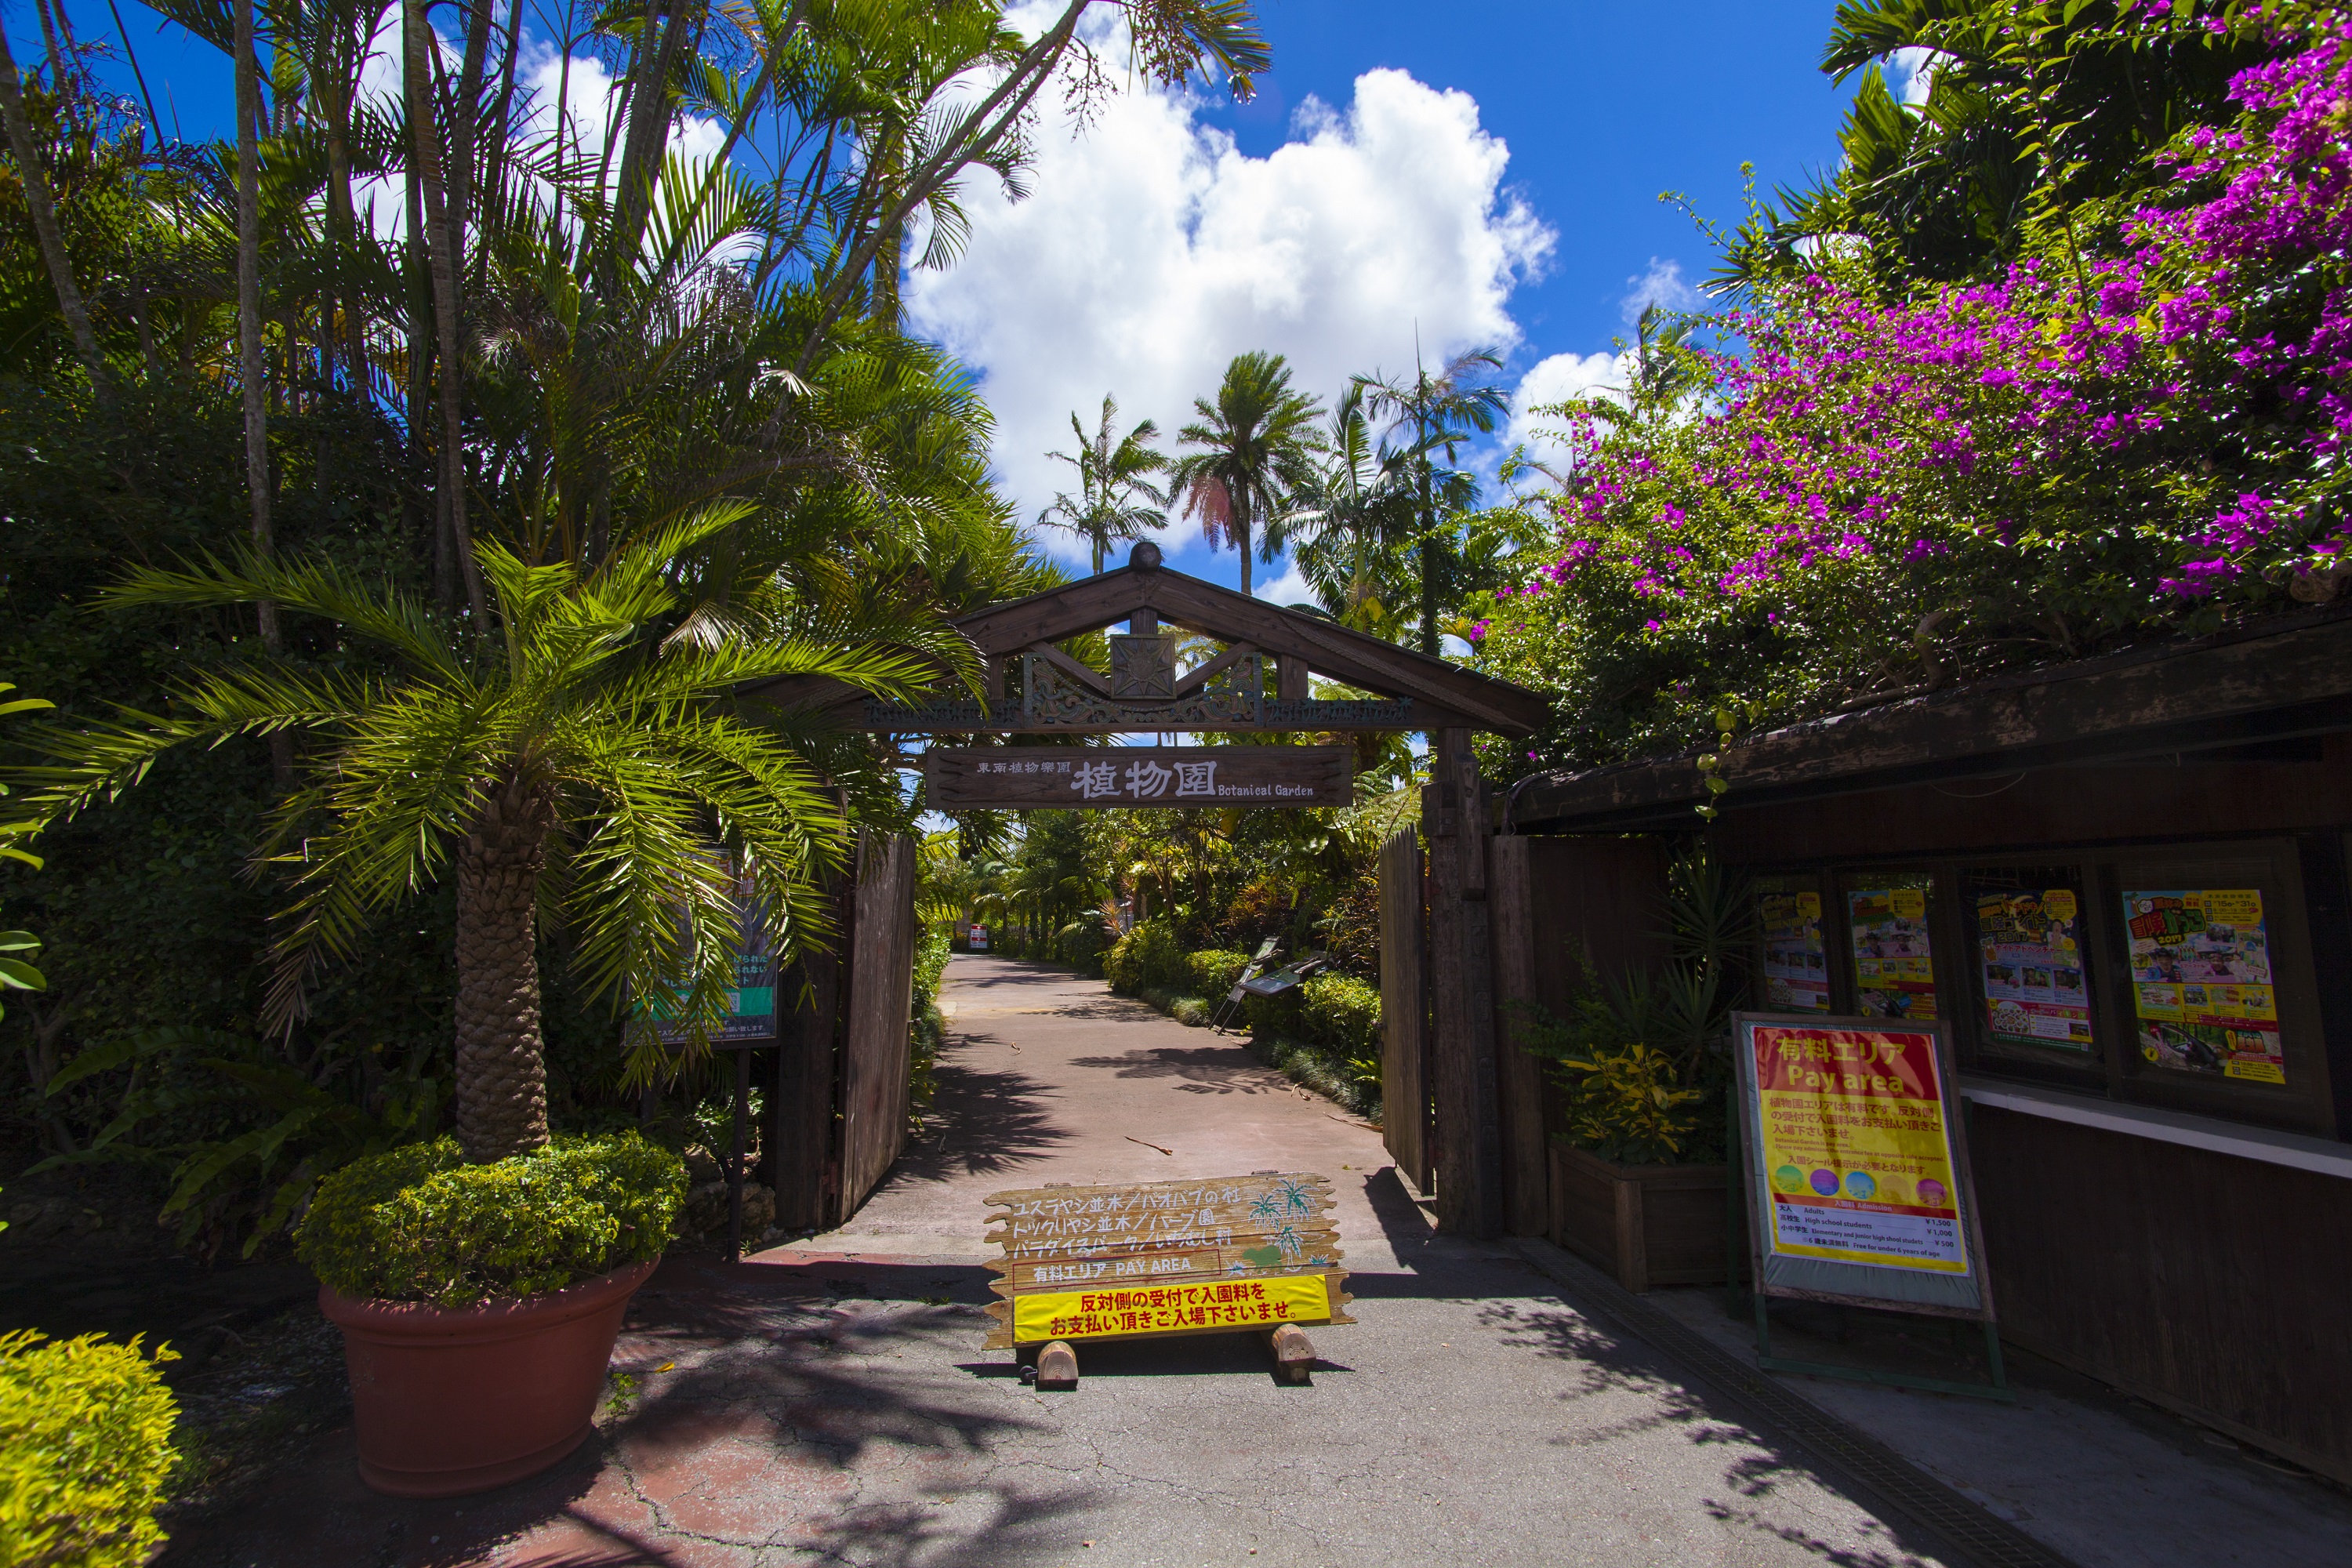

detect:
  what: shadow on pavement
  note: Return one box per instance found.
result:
[1066,1043,1284,1093]
[891,1053,1073,1182]
[158,1254,1091,1568]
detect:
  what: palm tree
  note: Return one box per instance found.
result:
[1269,383,1418,631]
[1037,395,1170,574]
[11,513,971,1165]
[1171,352,1324,596]
[1356,346,1509,655]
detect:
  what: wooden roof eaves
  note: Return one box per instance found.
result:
[1508,605,2352,833]
[949,563,1553,735]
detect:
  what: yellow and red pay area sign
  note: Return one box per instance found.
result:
[1750,1023,1971,1275]
[982,1173,1352,1349]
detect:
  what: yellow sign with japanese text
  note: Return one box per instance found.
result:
[1014,1274,1334,1344]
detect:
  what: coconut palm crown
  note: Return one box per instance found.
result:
[8,510,969,1163]
[1171,351,1324,596]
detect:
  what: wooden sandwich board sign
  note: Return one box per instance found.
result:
[1730,1011,2010,1401]
[927,746,1353,810]
[983,1172,1353,1386]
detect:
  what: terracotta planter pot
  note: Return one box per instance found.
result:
[321,1258,657,1497]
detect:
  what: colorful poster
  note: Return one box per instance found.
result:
[1970,886,2093,1051]
[2122,890,2285,1083]
[1759,890,1831,1013]
[1750,1025,1969,1275]
[1848,885,1939,1020]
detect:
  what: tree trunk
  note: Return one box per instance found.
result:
[405,0,488,626]
[1417,457,1437,655]
[452,776,555,1163]
[0,28,108,399]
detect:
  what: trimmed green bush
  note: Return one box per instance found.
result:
[298,1133,686,1309]
[1102,918,1187,996]
[1296,972,1382,1064]
[1185,949,1251,1001]
[0,1329,179,1567]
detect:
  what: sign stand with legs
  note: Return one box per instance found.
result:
[1731,1011,2010,1403]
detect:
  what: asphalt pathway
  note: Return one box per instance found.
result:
[165,956,1963,1567]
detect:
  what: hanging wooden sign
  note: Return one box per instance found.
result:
[982,1173,1352,1354]
[927,747,1353,810]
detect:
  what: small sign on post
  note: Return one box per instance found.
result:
[983,1173,1353,1386]
[927,747,1353,810]
[1730,1011,2009,1399]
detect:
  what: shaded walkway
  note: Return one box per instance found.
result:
[162,956,1972,1567]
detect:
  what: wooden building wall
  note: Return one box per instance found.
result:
[1970,1105,2352,1483]
[1711,735,2352,865]
[1486,836,1671,1238]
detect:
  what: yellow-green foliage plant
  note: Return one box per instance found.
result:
[299,1133,686,1309]
[0,1329,179,1567]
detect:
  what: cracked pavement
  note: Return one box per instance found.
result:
[162,956,1961,1568]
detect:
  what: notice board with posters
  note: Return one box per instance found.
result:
[1731,1012,1994,1319]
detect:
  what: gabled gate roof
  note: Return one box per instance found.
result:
[749,544,1554,737]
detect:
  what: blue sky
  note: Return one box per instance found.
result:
[1196,1,1851,376]
[27,1,1863,594]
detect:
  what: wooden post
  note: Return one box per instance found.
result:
[1487,836,1552,1238]
[1377,827,1431,1192]
[1274,655,1308,700]
[726,1044,751,1261]
[771,858,845,1233]
[1424,728,1504,1238]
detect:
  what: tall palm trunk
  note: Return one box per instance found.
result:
[234,0,272,591]
[453,776,554,1163]
[404,0,488,625]
[0,30,107,400]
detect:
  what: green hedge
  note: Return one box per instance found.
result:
[1102,918,1188,996]
[1186,949,1251,1001]
[0,1329,179,1567]
[297,1133,685,1309]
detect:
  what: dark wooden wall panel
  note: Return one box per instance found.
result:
[1971,1105,2352,1483]
[834,832,919,1225]
[1489,837,1551,1236]
[1377,826,1430,1193]
[1425,733,1503,1236]
[1715,740,2352,866]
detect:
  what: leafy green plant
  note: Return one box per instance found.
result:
[0,1328,179,1568]
[32,1026,444,1257]
[1185,949,1253,1000]
[1554,1044,1705,1166]
[1515,841,1753,1165]
[296,1133,685,1308]
[1102,917,1188,996]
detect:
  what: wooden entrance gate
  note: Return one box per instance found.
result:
[745,542,1550,1237]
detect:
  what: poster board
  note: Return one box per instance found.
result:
[982,1173,1353,1350]
[1731,1012,1994,1321]
[653,875,779,1046]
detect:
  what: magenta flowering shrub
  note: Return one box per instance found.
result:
[1478,10,2352,775]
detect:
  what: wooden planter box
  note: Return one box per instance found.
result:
[1547,1142,1740,1293]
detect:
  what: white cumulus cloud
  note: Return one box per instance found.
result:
[1504,349,1623,472]
[902,62,1554,579]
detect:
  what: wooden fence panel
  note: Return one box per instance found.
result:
[833,831,919,1225]
[1488,836,1551,1238]
[1377,826,1430,1192]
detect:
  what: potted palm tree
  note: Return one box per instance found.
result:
[15,516,964,1494]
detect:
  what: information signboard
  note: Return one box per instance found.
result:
[982,1172,1353,1350]
[653,875,779,1046]
[1731,1012,1993,1320]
